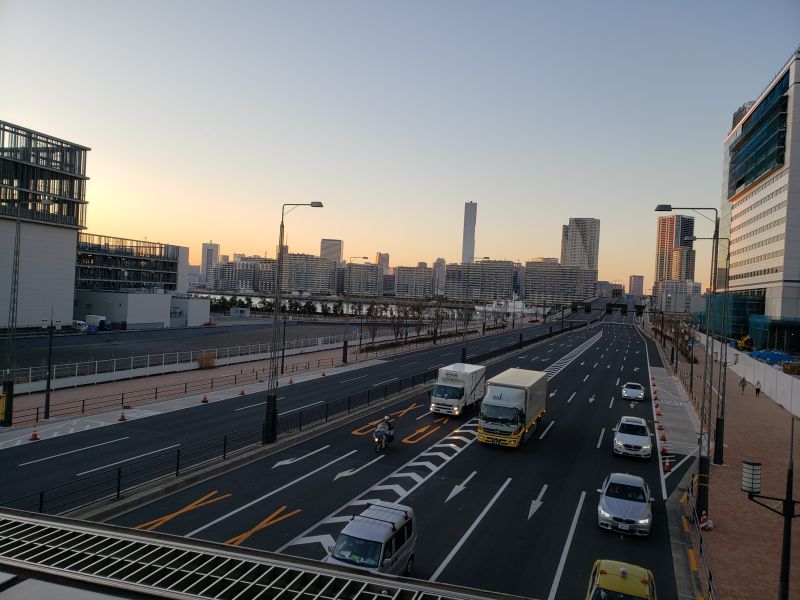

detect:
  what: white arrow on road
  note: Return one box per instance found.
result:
[549,390,558,398]
[528,484,549,519]
[633,367,640,372]
[334,455,384,480]
[588,395,596,404]
[607,364,611,369]
[630,401,637,409]
[272,445,331,469]
[445,471,477,503]
[580,361,585,366]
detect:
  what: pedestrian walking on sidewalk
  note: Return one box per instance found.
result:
[739,376,747,395]
[755,380,761,397]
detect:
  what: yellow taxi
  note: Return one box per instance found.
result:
[585,559,657,599]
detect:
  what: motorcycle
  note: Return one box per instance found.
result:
[373,428,393,453]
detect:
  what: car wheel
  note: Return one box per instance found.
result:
[405,555,414,576]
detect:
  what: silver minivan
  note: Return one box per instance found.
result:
[326,502,416,576]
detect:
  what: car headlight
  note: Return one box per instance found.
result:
[642,443,652,450]
[430,404,435,411]
[453,407,460,415]
[614,439,624,446]
[637,517,651,525]
[598,507,611,518]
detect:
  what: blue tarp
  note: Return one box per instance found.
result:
[749,350,795,364]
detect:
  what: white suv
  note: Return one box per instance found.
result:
[612,416,652,458]
[621,382,645,401]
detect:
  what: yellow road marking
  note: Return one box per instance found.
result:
[402,424,442,444]
[135,490,232,531]
[687,549,698,572]
[351,403,423,435]
[682,515,689,533]
[225,505,302,546]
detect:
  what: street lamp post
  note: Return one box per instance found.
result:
[41,315,61,420]
[342,256,368,365]
[740,415,799,600]
[263,201,323,445]
[656,204,719,517]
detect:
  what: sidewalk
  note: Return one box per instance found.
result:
[650,320,800,599]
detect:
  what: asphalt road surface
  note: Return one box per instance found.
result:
[99,309,682,599]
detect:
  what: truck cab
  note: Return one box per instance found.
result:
[477,368,546,447]
[429,363,485,416]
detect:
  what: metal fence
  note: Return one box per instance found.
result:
[685,477,721,600]
[0,319,594,515]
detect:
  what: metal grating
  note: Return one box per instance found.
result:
[0,510,522,600]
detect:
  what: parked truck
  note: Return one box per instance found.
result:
[429,363,486,416]
[477,368,547,447]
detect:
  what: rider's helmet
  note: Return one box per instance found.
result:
[384,415,390,421]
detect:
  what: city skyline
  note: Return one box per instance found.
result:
[1,2,798,294]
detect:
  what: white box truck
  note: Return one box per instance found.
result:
[429,363,486,416]
[477,368,547,447]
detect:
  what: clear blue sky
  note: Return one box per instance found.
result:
[1,0,797,291]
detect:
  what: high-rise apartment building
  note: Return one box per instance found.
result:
[201,241,220,285]
[560,218,600,270]
[524,261,597,304]
[722,47,800,327]
[445,260,513,302]
[432,258,446,296]
[344,263,383,297]
[629,275,644,298]
[461,202,477,263]
[320,239,343,266]
[653,215,695,285]
[395,265,433,299]
[375,252,390,274]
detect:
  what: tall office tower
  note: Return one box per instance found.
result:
[375,252,390,274]
[560,218,600,270]
[461,202,477,263]
[722,47,800,330]
[653,215,695,284]
[629,275,644,298]
[201,241,220,284]
[320,239,343,266]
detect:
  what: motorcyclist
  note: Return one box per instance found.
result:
[375,415,395,446]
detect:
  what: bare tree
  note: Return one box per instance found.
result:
[431,298,446,343]
[410,301,426,338]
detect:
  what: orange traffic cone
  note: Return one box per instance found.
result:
[321,371,326,377]
[202,394,208,404]
[656,406,662,416]
[663,456,671,473]
[661,444,669,456]
[660,431,667,442]
[288,376,294,384]
[239,388,245,396]
[699,511,713,530]
[656,421,664,430]
[118,412,127,422]
[29,427,40,441]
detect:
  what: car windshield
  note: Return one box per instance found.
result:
[591,588,645,600]
[624,384,643,391]
[480,404,518,424]
[605,482,647,502]
[432,384,464,400]
[331,534,382,568]
[618,423,648,437]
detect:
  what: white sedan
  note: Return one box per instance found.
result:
[621,382,645,401]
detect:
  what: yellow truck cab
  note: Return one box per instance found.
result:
[477,368,546,447]
[585,559,657,599]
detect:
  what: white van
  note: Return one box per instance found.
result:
[326,502,416,576]
[72,320,88,333]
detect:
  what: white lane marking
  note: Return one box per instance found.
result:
[189,449,358,537]
[19,437,130,467]
[518,355,528,359]
[609,396,615,409]
[339,375,369,383]
[593,362,598,368]
[539,421,555,440]
[272,445,331,469]
[416,411,432,421]
[76,445,180,476]
[372,378,398,387]
[445,470,477,503]
[528,483,549,519]
[431,477,512,581]
[234,401,265,411]
[397,360,418,366]
[567,392,576,404]
[582,374,589,382]
[596,428,605,448]
[634,325,668,501]
[547,491,586,600]
[334,455,384,480]
[530,356,539,361]
[664,449,699,479]
[616,377,620,386]
[440,353,450,357]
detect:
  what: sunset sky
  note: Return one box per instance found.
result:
[1,1,798,292]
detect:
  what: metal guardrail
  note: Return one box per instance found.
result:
[685,478,721,600]
[0,319,595,515]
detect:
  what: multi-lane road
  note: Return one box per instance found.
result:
[1,300,691,599]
